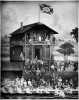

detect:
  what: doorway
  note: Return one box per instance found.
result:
[35,48,40,59]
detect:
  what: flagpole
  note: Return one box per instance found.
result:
[38,3,40,22]
[25,33,26,65]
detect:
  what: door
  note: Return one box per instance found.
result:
[35,48,40,59]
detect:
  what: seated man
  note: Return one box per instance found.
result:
[27,79,32,87]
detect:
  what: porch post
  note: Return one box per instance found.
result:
[32,45,33,61]
[25,33,26,65]
[49,45,50,72]
[50,45,51,59]
[45,45,46,60]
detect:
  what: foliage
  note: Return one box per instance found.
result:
[57,42,74,56]
[70,27,78,42]
[57,42,74,64]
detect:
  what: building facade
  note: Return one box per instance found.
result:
[10,22,58,69]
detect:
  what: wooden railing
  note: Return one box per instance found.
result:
[10,40,55,46]
[10,41,24,46]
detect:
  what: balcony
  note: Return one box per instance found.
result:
[10,38,55,46]
[10,41,24,46]
[25,39,52,46]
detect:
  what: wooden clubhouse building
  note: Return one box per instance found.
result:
[10,22,58,66]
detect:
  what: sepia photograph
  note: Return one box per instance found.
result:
[1,1,78,99]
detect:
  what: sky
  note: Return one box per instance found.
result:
[1,1,79,41]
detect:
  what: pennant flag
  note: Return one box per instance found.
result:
[40,4,54,15]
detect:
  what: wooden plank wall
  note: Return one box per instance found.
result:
[1,35,23,71]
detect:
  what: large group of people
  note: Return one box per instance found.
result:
[51,61,77,72]
[22,58,78,88]
[1,58,78,96]
[1,75,78,96]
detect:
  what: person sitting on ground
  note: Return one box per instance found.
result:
[57,76,62,89]
[69,79,73,88]
[40,78,46,86]
[27,79,32,87]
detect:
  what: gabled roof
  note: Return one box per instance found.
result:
[10,22,59,36]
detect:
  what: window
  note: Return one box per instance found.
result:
[10,46,24,62]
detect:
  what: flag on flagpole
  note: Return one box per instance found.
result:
[40,4,54,15]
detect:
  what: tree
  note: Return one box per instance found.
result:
[57,42,74,63]
[70,27,78,42]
